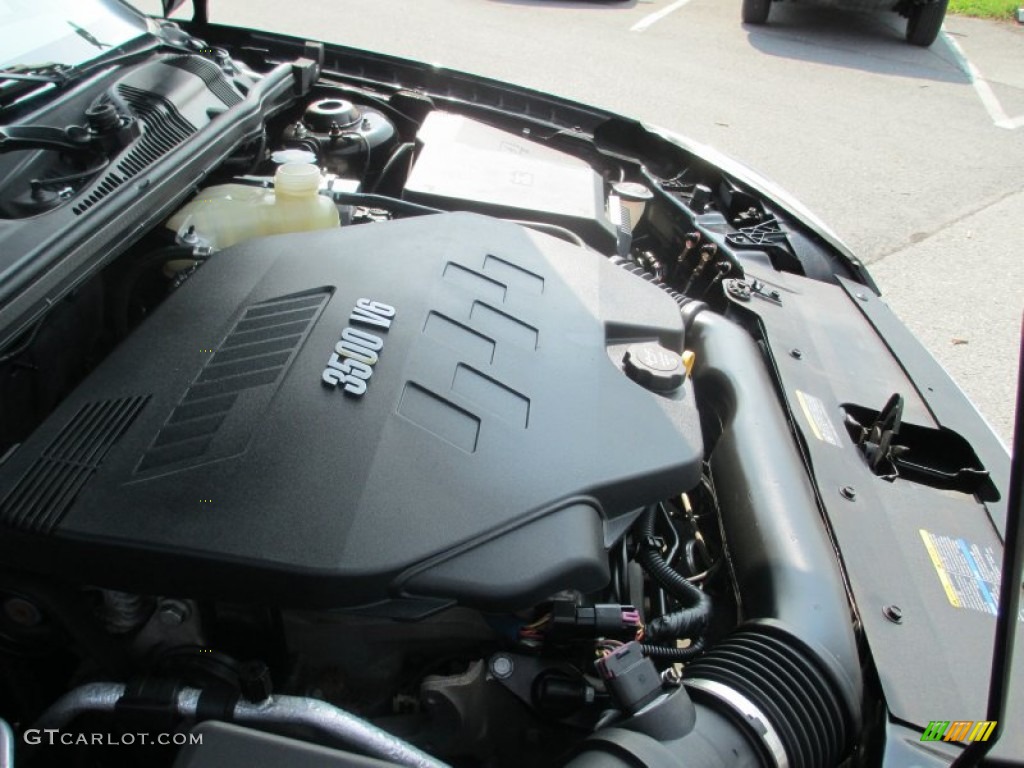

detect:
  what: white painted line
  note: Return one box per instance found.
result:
[942,29,1022,130]
[997,114,1024,130]
[630,0,695,32]
[943,31,1009,123]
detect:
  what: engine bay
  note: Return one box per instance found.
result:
[2,13,1013,768]
[0,24,873,768]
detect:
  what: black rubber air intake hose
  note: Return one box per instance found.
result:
[635,506,711,655]
[590,257,863,767]
[678,304,862,767]
[685,622,850,768]
[567,300,863,768]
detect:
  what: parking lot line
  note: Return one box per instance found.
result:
[943,30,1023,130]
[630,0,695,32]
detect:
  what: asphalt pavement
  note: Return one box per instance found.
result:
[141,0,1023,444]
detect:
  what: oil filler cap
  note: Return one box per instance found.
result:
[623,343,685,392]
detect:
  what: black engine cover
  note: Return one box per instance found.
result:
[0,213,702,608]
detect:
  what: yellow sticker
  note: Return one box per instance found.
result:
[795,390,841,447]
[918,530,1023,621]
[920,529,962,608]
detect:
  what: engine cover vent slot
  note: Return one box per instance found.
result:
[136,291,329,474]
[0,396,149,534]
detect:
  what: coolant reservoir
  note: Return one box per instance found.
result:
[166,163,339,249]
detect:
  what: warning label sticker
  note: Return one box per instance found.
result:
[795,390,841,447]
[920,529,1024,620]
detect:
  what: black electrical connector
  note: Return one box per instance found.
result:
[635,506,710,652]
[113,678,185,731]
[596,642,663,714]
[548,599,639,641]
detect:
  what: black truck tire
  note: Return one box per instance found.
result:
[906,0,949,47]
[742,0,771,25]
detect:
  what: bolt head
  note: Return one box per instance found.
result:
[791,349,803,360]
[883,605,904,624]
[490,655,514,679]
[840,486,857,501]
[725,280,751,301]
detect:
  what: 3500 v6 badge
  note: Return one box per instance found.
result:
[322,299,396,395]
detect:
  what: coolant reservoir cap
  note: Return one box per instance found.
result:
[274,163,321,197]
[271,148,318,166]
[623,343,685,392]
